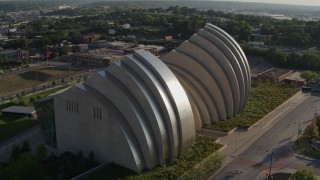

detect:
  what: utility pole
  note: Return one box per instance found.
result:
[297,122,301,144]
[11,82,14,95]
[268,150,274,179]
[235,138,238,156]
[46,46,49,66]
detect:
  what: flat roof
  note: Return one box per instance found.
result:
[259,68,292,78]
[250,68,266,75]
[285,72,305,82]
[1,106,35,115]
[78,48,124,60]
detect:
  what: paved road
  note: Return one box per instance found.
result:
[212,94,320,180]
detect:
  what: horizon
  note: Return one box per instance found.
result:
[217,0,320,7]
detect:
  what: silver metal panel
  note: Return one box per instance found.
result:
[133,50,195,153]
[191,32,241,115]
[122,55,180,159]
[204,24,250,111]
[162,51,222,122]
[177,40,234,118]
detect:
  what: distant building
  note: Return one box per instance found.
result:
[206,16,230,24]
[58,5,71,10]
[257,68,293,83]
[1,106,36,118]
[72,35,95,44]
[106,41,134,51]
[247,41,264,47]
[76,48,124,67]
[250,68,267,80]
[73,44,88,52]
[17,49,29,59]
[0,49,29,60]
[284,72,306,86]
[124,44,165,56]
[251,34,273,43]
[119,24,131,29]
[108,29,116,36]
[88,40,108,49]
[0,49,17,59]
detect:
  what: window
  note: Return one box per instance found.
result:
[93,107,102,119]
[66,99,79,113]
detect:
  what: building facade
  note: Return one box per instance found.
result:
[35,23,250,173]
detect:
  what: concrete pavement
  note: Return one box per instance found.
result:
[208,91,314,179]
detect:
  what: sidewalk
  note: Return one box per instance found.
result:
[254,168,320,180]
[208,91,310,178]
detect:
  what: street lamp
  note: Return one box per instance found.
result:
[266,150,274,180]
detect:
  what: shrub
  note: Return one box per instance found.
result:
[291,169,316,180]
[206,84,298,131]
[29,97,35,103]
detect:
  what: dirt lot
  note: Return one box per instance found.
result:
[0,66,84,96]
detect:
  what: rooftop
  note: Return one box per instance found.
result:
[1,106,35,115]
[78,48,124,60]
[259,68,292,78]
[285,72,305,82]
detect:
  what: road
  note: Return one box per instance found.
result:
[212,94,320,180]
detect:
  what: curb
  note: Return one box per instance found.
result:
[287,137,320,163]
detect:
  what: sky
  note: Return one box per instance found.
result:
[229,0,320,6]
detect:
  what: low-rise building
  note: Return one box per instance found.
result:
[76,48,124,67]
[73,44,88,52]
[106,41,134,51]
[88,40,108,49]
[72,35,95,44]
[124,44,165,56]
[257,68,293,83]
[284,72,306,86]
[1,106,36,118]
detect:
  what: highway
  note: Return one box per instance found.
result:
[212,93,320,180]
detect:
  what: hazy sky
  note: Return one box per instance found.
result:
[231,0,320,6]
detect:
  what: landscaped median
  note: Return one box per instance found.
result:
[87,136,223,179]
[204,84,299,132]
[292,116,320,159]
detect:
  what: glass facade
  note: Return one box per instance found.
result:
[34,98,57,148]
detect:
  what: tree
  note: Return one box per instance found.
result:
[29,97,35,103]
[36,144,47,161]
[21,140,31,153]
[300,71,319,84]
[6,153,44,180]
[291,169,316,180]
[11,145,21,160]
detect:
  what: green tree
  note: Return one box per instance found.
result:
[6,153,44,180]
[11,145,21,160]
[36,144,47,161]
[291,169,316,180]
[21,141,31,153]
[29,97,35,103]
[300,71,319,84]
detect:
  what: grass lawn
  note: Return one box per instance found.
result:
[0,115,38,143]
[0,66,83,96]
[292,135,320,159]
[292,117,320,159]
[204,84,299,132]
[88,136,223,180]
